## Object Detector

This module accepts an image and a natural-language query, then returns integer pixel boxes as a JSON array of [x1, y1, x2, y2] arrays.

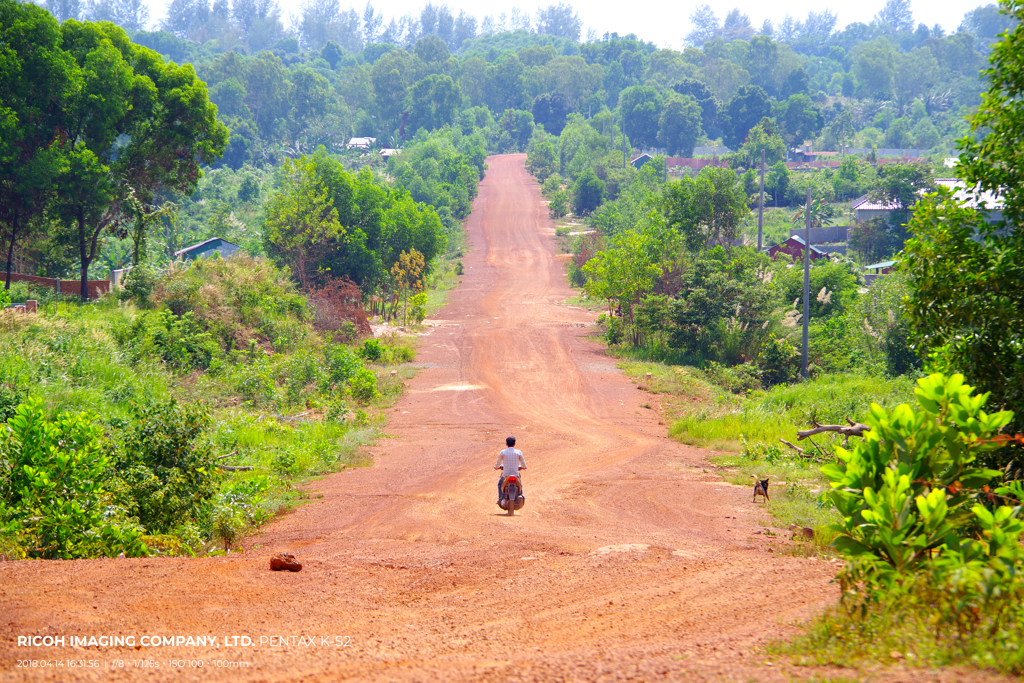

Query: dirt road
[[0, 155, 923, 682]]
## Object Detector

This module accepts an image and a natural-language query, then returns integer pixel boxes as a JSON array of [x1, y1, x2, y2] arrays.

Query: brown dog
[[753, 477, 770, 503]]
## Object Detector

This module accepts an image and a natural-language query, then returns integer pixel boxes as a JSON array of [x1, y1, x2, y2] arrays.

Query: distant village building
[[175, 237, 241, 261], [347, 137, 376, 149], [767, 235, 829, 262], [378, 148, 401, 158], [864, 260, 898, 285], [630, 153, 654, 169], [850, 195, 899, 223], [851, 178, 1005, 224]]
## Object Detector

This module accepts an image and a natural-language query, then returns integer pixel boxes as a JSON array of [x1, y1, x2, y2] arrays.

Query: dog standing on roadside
[[753, 476, 770, 503]]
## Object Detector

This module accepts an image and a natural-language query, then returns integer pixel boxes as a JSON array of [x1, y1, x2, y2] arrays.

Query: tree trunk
[[4, 209, 17, 291], [78, 210, 90, 301]]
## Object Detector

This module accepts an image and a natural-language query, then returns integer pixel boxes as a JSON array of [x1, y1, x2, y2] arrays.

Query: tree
[[531, 93, 569, 136], [904, 0, 1024, 435], [484, 53, 526, 113], [721, 85, 771, 149], [854, 37, 898, 98], [573, 169, 605, 216], [372, 49, 413, 132], [658, 95, 703, 156], [88, 0, 149, 30], [773, 94, 821, 145], [263, 156, 343, 290], [389, 248, 424, 324], [893, 48, 939, 114], [0, 0, 69, 289], [686, 4, 719, 46], [289, 65, 331, 144], [790, 197, 834, 227], [765, 161, 790, 206], [960, 4, 1019, 49], [407, 74, 461, 132], [848, 217, 898, 262], [582, 227, 667, 330], [495, 109, 534, 153], [721, 8, 755, 40], [619, 85, 662, 149], [662, 167, 749, 252], [672, 77, 719, 136], [526, 136, 558, 181], [535, 3, 582, 41], [875, 0, 914, 33], [736, 117, 787, 168], [49, 20, 227, 300]]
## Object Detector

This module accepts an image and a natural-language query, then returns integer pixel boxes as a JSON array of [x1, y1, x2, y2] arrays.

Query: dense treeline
[[3, 0, 1011, 299]]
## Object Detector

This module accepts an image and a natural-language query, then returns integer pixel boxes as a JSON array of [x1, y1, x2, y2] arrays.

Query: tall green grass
[[671, 373, 917, 451], [0, 258, 420, 557]]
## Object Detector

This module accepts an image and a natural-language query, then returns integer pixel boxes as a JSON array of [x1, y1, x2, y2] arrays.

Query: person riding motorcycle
[[494, 436, 527, 506]]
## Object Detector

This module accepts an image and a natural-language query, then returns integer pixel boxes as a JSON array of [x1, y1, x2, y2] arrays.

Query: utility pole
[[622, 112, 626, 168], [757, 148, 765, 251], [802, 188, 811, 380]]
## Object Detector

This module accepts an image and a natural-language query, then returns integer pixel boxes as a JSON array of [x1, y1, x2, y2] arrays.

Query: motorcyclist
[[494, 436, 527, 506]]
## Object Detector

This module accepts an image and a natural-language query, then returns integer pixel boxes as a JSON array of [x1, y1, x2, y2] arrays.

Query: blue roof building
[[174, 238, 241, 261]]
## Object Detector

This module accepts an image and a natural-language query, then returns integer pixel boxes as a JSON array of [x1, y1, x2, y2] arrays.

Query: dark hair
[[506, 436, 516, 447]]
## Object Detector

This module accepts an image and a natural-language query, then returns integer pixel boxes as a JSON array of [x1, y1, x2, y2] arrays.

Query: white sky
[[153, 0, 984, 50]]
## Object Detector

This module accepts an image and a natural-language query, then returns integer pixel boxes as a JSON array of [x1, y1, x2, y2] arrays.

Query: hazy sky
[[153, 0, 984, 50]]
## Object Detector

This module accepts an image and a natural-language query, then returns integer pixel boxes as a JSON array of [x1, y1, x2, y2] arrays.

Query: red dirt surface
[[0, 155, 1009, 682]]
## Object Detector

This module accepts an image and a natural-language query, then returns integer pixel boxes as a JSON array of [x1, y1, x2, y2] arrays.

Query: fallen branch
[[215, 451, 238, 461], [216, 464, 254, 471], [780, 438, 807, 457], [797, 418, 870, 441]]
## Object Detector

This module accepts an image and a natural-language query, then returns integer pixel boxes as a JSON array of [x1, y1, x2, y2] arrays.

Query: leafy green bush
[[703, 361, 761, 394], [758, 336, 800, 387], [0, 384, 23, 422], [120, 263, 159, 305], [349, 368, 380, 404], [110, 400, 218, 535], [234, 359, 278, 407], [0, 399, 147, 558], [358, 338, 384, 361], [824, 373, 1011, 587]]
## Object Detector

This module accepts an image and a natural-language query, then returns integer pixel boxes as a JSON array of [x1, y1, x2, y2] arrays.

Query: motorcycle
[[499, 475, 525, 516]]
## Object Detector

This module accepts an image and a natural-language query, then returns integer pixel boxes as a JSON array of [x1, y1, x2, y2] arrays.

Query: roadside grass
[[772, 593, 1024, 676], [424, 237, 465, 316], [0, 262, 431, 558], [671, 373, 918, 453]]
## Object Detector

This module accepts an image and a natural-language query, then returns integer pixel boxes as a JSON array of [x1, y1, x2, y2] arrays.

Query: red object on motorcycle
[[507, 476, 518, 483]]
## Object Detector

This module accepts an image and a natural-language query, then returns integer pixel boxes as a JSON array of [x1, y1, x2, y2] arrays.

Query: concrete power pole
[[622, 112, 626, 168], [757, 149, 765, 251], [802, 188, 811, 380]]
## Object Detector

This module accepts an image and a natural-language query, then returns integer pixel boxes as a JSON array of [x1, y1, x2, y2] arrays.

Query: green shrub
[[823, 373, 1012, 588], [0, 384, 24, 422], [0, 399, 147, 558], [111, 399, 217, 534], [703, 361, 761, 394], [358, 338, 384, 361], [235, 359, 278, 407], [324, 344, 361, 385], [121, 264, 159, 305], [759, 336, 800, 387], [349, 367, 380, 404]]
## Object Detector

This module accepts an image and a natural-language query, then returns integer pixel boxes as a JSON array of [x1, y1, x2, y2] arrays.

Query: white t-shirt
[[495, 448, 527, 478]]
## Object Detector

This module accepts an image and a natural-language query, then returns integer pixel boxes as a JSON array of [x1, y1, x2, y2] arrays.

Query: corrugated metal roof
[[174, 237, 241, 257], [864, 260, 898, 270]]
